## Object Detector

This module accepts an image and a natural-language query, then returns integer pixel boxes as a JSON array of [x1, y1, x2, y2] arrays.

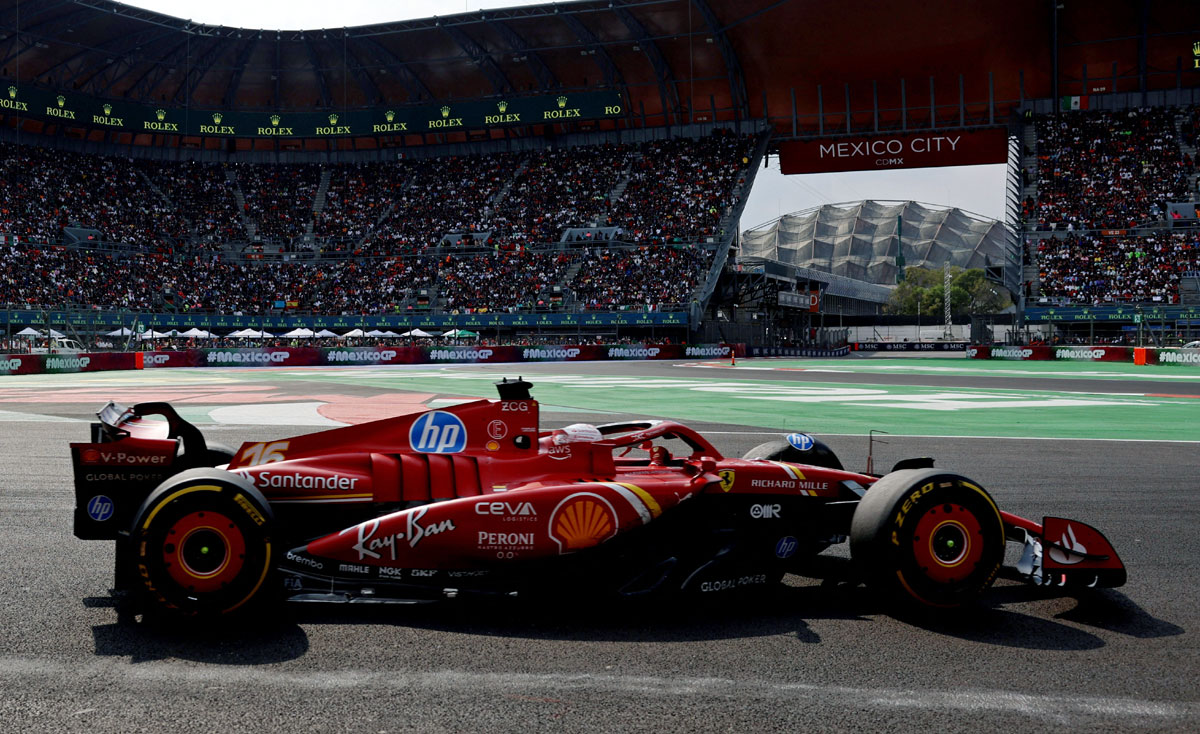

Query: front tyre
[[850, 469, 1004, 608], [131, 468, 274, 618]]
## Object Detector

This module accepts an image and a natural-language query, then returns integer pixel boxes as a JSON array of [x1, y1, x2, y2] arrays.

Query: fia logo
[[86, 495, 114, 522], [410, 411, 467, 453]]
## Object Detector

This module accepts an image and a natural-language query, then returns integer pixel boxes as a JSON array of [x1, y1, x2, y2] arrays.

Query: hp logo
[[409, 411, 468, 454], [86, 495, 115, 522], [786, 433, 815, 451], [775, 536, 798, 559]]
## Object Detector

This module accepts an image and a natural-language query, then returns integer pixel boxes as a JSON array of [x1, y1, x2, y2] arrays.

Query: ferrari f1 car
[[71, 378, 1125, 619]]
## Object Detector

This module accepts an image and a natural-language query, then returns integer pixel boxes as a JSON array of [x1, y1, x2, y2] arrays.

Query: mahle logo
[[440, 105, 450, 119], [328, 113, 339, 125], [497, 100, 508, 113], [385, 110, 395, 122], [56, 95, 66, 107], [7, 86, 15, 99], [155, 109, 166, 121], [556, 95, 567, 109], [270, 114, 281, 126], [212, 112, 223, 124]]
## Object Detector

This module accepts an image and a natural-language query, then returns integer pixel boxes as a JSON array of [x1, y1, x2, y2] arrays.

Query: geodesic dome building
[[739, 201, 1012, 287]]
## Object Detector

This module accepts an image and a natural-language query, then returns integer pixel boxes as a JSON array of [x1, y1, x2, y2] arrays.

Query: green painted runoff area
[[248, 360, 1200, 442]]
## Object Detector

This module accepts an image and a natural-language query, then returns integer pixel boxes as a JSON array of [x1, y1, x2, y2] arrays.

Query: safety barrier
[[966, 345, 1200, 365]]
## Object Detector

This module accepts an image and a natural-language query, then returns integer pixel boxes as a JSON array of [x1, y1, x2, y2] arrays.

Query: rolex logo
[[56, 95, 65, 107], [270, 114, 281, 126], [7, 86, 16, 99], [498, 100, 508, 113], [557, 95, 567, 109], [385, 110, 395, 122], [155, 109, 166, 121], [440, 105, 450, 118], [212, 112, 223, 124], [103, 103, 112, 115], [328, 113, 339, 125]]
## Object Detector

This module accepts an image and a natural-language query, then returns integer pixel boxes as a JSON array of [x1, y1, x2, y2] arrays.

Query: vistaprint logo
[[991, 347, 1033, 359], [429, 349, 493, 361], [1160, 351, 1200, 364], [685, 346, 729, 357], [1055, 349, 1107, 360], [327, 350, 397, 363], [609, 347, 660, 358], [47, 356, 90, 370], [206, 351, 289, 364], [1, 358, 23, 371], [523, 348, 581, 360]]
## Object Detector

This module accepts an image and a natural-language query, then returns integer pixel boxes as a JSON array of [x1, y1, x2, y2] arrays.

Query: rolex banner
[[0, 82, 624, 138]]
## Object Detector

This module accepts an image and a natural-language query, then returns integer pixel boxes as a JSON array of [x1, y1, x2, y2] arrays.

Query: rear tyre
[[850, 469, 1004, 608], [131, 468, 274, 618], [743, 434, 843, 471]]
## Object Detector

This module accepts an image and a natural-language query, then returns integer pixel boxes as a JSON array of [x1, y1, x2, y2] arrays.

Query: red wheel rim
[[911, 503, 983, 584], [163, 511, 247, 593]]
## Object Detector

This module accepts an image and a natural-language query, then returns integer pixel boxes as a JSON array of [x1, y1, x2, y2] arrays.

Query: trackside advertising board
[[967, 346, 1200, 365], [0, 352, 136, 375]]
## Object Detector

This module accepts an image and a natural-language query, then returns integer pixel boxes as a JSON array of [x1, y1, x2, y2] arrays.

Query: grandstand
[[2, 0, 1200, 348]]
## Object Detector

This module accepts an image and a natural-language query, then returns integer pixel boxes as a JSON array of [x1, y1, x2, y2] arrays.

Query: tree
[[884, 267, 1011, 315]]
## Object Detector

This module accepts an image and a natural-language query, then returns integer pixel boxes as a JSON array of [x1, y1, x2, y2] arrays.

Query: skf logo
[[212, 112, 223, 124], [556, 95, 567, 109], [103, 103, 112, 115], [328, 113, 339, 125], [385, 110, 395, 122], [410, 411, 467, 454], [497, 100, 508, 113], [718, 470, 735, 493], [440, 105, 451, 118], [56, 95, 65, 107], [155, 108, 166, 121], [270, 114, 281, 126]]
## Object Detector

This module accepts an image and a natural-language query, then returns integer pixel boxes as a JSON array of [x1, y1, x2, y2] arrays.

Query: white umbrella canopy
[[48, 328, 66, 338], [314, 329, 339, 338], [16, 327, 42, 337], [179, 327, 210, 338], [365, 329, 385, 337], [105, 327, 133, 337], [139, 330, 172, 340], [400, 329, 433, 338], [442, 329, 480, 338], [281, 327, 316, 338], [340, 328, 365, 338], [230, 329, 273, 338], [379, 330, 402, 338]]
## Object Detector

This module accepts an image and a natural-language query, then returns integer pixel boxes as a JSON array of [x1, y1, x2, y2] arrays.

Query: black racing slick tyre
[[743, 434, 843, 471], [131, 468, 274, 618], [850, 469, 1005, 608]]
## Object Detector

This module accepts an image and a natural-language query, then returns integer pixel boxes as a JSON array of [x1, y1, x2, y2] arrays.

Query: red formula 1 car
[[71, 378, 1125, 619]]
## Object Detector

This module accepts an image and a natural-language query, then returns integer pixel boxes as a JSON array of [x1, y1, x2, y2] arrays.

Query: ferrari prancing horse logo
[[718, 470, 735, 492]]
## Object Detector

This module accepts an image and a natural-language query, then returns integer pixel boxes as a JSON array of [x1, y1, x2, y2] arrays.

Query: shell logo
[[549, 492, 618, 554]]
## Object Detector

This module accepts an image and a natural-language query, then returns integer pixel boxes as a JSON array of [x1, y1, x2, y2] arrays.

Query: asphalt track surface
[[1, 357, 1197, 732]]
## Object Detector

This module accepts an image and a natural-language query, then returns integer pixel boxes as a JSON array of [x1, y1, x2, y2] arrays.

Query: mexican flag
[[1060, 95, 1089, 111]]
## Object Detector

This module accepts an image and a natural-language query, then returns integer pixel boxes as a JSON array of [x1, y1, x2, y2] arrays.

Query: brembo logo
[[991, 348, 1033, 359], [522, 348, 581, 360], [429, 349, 493, 361], [47, 356, 90, 370], [206, 351, 289, 364], [327, 350, 397, 362]]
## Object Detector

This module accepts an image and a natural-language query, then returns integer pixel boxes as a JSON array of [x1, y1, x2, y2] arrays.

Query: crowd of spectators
[[235, 162, 323, 241], [0, 242, 714, 315], [1030, 108, 1193, 230], [313, 161, 408, 245], [569, 245, 712, 310], [1033, 231, 1200, 304], [136, 159, 246, 248]]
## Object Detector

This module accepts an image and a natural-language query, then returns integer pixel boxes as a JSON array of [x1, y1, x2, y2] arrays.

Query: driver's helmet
[[552, 423, 603, 445]]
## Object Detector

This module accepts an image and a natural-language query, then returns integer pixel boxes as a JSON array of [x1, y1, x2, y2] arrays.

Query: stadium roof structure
[[739, 201, 1010, 287], [2, 0, 1199, 148]]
